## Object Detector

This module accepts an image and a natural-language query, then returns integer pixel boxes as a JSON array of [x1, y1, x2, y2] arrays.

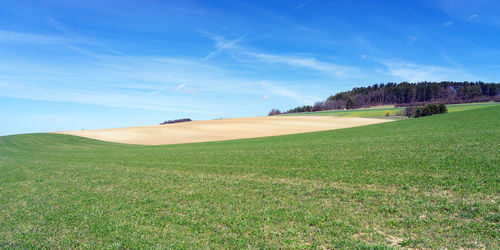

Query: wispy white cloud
[[279, 0, 312, 18], [176, 83, 186, 90], [0, 29, 122, 60], [435, 0, 500, 26], [0, 30, 358, 117], [203, 34, 359, 78], [0, 81, 217, 115], [244, 52, 357, 77], [46, 18, 125, 56], [0, 37, 323, 118], [0, 30, 71, 44], [381, 61, 475, 82], [0, 29, 115, 51], [260, 81, 319, 104], [204, 34, 246, 60], [173, 83, 199, 93], [439, 53, 462, 68], [291, 1, 311, 12], [443, 21, 453, 26], [0, 30, 363, 123]]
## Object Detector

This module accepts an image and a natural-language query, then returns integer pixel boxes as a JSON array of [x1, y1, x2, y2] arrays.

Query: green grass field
[[1, 106, 499, 248], [282, 101, 500, 118]]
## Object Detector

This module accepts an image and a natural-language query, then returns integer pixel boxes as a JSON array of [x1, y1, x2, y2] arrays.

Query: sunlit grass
[[0, 105, 499, 248]]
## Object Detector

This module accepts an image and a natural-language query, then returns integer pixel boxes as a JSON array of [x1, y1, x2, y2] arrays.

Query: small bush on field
[[385, 110, 391, 116], [160, 118, 192, 125], [405, 104, 447, 118]]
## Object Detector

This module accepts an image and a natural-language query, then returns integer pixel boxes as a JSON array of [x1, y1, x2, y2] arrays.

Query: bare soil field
[[55, 116, 391, 145]]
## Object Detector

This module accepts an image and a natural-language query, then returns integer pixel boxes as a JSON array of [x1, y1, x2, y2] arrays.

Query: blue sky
[[1, 0, 499, 135]]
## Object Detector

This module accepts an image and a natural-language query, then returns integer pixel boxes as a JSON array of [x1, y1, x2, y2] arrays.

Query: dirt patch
[[54, 116, 391, 145]]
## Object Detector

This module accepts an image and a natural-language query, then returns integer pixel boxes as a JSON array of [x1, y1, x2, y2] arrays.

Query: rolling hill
[[0, 105, 498, 248]]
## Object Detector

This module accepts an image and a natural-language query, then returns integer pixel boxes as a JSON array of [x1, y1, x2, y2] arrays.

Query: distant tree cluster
[[278, 81, 500, 114], [268, 109, 282, 116], [160, 118, 192, 125], [268, 105, 314, 116], [286, 105, 313, 113], [405, 104, 448, 118]]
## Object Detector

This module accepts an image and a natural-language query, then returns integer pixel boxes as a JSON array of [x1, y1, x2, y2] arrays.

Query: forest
[[275, 81, 500, 114]]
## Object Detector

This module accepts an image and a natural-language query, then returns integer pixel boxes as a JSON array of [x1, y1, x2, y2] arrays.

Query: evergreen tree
[[285, 81, 499, 114]]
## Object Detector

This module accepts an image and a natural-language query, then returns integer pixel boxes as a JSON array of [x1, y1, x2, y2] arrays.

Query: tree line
[[271, 81, 500, 115], [160, 118, 192, 125]]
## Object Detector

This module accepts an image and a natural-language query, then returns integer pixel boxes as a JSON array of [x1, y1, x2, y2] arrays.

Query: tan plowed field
[[55, 116, 391, 145]]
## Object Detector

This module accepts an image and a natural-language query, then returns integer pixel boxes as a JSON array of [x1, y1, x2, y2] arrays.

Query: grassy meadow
[[282, 101, 500, 118], [0, 105, 499, 248]]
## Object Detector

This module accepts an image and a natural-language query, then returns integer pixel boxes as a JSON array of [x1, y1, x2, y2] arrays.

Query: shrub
[[438, 103, 448, 113], [406, 103, 448, 118], [414, 107, 422, 117], [422, 105, 432, 116], [268, 109, 282, 116]]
